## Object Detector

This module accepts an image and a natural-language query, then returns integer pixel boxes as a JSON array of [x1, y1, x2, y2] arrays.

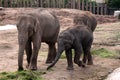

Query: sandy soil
[[0, 8, 120, 80]]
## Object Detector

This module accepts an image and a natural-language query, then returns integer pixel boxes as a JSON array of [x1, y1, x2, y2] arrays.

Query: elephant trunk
[[18, 32, 28, 71], [47, 41, 64, 70]]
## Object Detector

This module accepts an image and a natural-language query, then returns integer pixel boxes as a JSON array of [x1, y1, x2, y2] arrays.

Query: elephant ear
[[63, 34, 74, 47], [29, 13, 39, 33], [33, 16, 40, 32], [34, 19, 39, 32]]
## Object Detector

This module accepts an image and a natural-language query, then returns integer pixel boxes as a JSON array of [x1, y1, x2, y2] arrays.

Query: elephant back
[[32, 9, 60, 42]]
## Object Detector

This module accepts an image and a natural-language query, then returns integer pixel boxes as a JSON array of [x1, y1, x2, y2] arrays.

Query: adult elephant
[[73, 11, 97, 32], [17, 9, 60, 71]]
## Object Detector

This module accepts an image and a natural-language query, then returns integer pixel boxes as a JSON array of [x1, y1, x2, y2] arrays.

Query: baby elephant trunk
[[47, 42, 64, 70]]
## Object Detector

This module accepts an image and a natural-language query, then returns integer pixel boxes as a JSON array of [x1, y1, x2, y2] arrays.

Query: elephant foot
[[81, 64, 86, 68], [46, 55, 56, 64], [82, 60, 87, 64], [77, 61, 86, 68], [87, 61, 93, 65], [26, 64, 29, 69], [29, 67, 37, 71], [18, 67, 24, 71], [29, 65, 37, 71], [78, 64, 86, 68], [46, 60, 53, 64], [67, 66, 74, 70]]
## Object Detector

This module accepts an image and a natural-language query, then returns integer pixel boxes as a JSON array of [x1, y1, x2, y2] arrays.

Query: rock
[[0, 7, 4, 10], [106, 67, 120, 80], [114, 10, 120, 19]]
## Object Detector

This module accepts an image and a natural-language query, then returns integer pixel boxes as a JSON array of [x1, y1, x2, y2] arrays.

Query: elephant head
[[73, 14, 88, 26], [17, 14, 39, 36], [73, 11, 97, 32]]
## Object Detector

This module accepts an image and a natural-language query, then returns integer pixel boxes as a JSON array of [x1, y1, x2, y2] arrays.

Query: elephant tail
[[47, 44, 64, 70]]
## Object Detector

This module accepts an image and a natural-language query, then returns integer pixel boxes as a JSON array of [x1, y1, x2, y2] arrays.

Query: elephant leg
[[82, 47, 88, 64], [18, 45, 25, 71], [46, 43, 56, 63], [65, 49, 73, 70], [18, 34, 28, 71], [83, 48, 93, 65], [82, 52, 88, 64], [74, 46, 85, 68], [29, 36, 41, 70], [25, 38, 32, 68], [87, 50, 93, 65], [82, 41, 93, 65]]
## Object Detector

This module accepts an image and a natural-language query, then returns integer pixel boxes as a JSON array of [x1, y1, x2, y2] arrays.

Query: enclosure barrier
[[0, 0, 108, 15]]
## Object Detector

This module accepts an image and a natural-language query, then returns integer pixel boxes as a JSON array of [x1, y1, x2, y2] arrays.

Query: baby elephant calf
[[47, 25, 93, 70]]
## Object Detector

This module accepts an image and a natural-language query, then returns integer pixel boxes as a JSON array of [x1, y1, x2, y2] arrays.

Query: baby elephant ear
[[64, 39, 73, 45]]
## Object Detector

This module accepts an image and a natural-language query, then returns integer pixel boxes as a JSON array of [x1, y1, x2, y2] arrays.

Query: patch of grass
[[115, 33, 120, 42], [0, 70, 45, 80], [111, 33, 120, 41], [61, 51, 66, 59], [92, 48, 119, 58], [116, 33, 120, 38], [60, 48, 119, 59]]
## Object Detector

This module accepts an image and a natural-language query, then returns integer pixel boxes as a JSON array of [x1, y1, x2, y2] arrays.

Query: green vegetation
[[0, 70, 45, 80], [108, 0, 120, 8], [116, 33, 120, 39], [60, 48, 119, 59], [92, 48, 119, 58], [1, 0, 10, 7], [61, 51, 66, 59], [0, 48, 117, 80]]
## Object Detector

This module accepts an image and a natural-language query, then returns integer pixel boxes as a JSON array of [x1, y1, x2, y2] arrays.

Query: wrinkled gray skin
[[73, 11, 97, 66], [73, 11, 97, 32], [47, 25, 93, 70], [17, 10, 60, 71]]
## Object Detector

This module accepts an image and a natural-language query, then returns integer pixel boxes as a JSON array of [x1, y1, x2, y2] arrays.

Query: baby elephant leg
[[74, 47, 85, 68], [87, 50, 93, 65], [83, 49, 93, 65], [82, 44, 93, 65], [65, 49, 73, 70]]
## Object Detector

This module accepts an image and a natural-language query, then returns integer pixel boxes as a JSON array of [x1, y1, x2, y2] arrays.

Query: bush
[[1, 0, 10, 7], [108, 0, 120, 8]]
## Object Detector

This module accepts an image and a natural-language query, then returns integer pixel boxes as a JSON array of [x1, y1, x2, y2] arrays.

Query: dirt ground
[[0, 8, 120, 80]]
